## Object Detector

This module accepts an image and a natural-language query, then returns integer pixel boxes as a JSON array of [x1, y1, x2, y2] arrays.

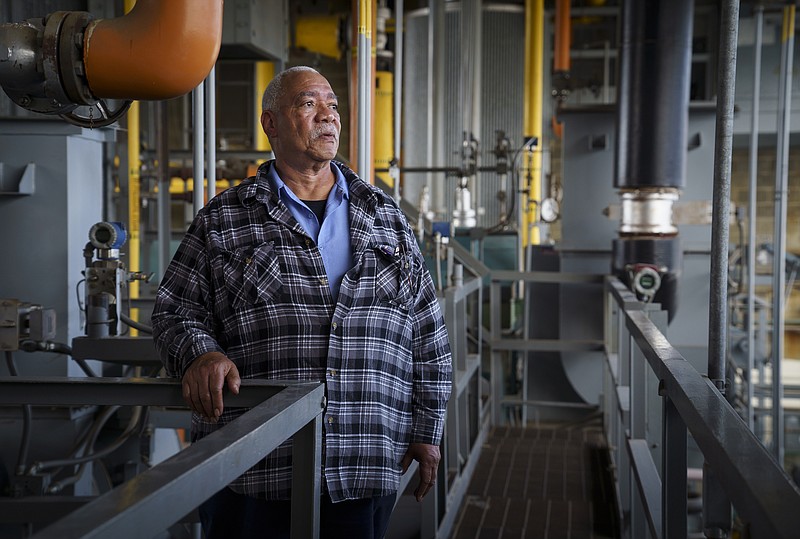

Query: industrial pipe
[[523, 0, 544, 251], [206, 67, 217, 205], [707, 0, 740, 394], [704, 1, 740, 536], [0, 0, 222, 119], [356, 0, 373, 184], [125, 0, 141, 333], [771, 2, 795, 466], [746, 5, 764, 433], [612, 0, 694, 321], [553, 0, 571, 93], [393, 0, 404, 202], [84, 0, 222, 100]]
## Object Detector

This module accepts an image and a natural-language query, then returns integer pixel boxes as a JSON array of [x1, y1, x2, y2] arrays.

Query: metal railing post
[[291, 414, 322, 539], [662, 396, 687, 539]]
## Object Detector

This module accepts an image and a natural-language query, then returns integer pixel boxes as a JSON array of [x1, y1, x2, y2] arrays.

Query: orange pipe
[[84, 0, 222, 100], [554, 0, 571, 73]]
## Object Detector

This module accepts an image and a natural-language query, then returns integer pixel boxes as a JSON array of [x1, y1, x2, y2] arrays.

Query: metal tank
[[402, 4, 525, 230]]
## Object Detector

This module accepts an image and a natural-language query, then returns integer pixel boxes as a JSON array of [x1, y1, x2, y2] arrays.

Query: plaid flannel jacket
[[151, 160, 452, 501]]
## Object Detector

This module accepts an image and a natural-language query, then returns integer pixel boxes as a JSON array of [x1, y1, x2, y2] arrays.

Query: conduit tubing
[[707, 0, 739, 393], [193, 83, 205, 215], [84, 0, 223, 100], [746, 5, 764, 433], [357, 0, 373, 184], [393, 0, 404, 202], [553, 0, 571, 74], [206, 67, 217, 204], [704, 1, 739, 535], [772, 3, 795, 466]]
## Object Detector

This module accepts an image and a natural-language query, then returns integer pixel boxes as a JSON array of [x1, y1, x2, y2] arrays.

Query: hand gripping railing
[[0, 377, 325, 539]]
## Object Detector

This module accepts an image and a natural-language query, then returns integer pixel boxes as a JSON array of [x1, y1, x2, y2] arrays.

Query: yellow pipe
[[255, 61, 274, 153], [84, 0, 223, 99], [375, 71, 393, 186], [359, 0, 368, 36], [523, 0, 543, 246], [296, 15, 343, 60], [369, 0, 376, 185], [124, 1, 140, 335], [783, 4, 795, 42]]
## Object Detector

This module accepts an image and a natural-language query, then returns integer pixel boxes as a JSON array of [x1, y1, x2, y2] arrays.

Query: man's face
[[262, 71, 341, 165]]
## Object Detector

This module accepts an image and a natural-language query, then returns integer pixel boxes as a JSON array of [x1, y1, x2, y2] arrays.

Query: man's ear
[[261, 110, 276, 138]]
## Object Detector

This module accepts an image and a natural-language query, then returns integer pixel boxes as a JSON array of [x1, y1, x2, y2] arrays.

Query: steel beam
[[491, 338, 603, 352], [491, 269, 604, 284], [0, 377, 299, 407]]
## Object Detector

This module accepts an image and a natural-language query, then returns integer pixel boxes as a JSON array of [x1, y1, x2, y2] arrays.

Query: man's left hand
[[400, 442, 440, 502]]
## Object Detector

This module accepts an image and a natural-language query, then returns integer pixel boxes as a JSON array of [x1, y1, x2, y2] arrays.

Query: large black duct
[[612, 0, 695, 321]]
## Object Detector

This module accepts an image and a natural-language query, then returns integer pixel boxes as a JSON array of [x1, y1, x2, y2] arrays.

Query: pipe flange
[[59, 11, 96, 106], [619, 189, 679, 236], [40, 11, 77, 114]]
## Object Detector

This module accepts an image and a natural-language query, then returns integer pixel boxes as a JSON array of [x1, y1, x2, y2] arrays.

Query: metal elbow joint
[[0, 11, 95, 114], [0, 0, 222, 115]]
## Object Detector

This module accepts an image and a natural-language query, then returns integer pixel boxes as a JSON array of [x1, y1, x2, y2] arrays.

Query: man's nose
[[317, 105, 337, 122]]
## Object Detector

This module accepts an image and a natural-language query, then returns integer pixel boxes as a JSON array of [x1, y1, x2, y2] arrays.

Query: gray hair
[[261, 66, 321, 112]]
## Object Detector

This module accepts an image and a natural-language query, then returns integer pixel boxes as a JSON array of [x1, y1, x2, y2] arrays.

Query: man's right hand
[[181, 351, 241, 421]]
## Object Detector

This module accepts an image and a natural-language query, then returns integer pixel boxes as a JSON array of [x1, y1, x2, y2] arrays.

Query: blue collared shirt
[[267, 162, 353, 301]]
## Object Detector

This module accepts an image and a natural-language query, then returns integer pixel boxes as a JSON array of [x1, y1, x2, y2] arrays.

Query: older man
[[151, 66, 452, 539]]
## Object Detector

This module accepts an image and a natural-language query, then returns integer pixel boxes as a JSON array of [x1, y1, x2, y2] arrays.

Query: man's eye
[[330, 104, 338, 111]]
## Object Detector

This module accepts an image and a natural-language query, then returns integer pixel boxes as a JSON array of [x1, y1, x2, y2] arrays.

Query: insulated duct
[[612, 0, 694, 320], [84, 0, 222, 99], [0, 0, 222, 115]]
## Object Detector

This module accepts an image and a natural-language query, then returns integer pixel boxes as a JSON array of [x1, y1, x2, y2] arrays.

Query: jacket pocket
[[222, 242, 283, 308], [374, 243, 418, 309]]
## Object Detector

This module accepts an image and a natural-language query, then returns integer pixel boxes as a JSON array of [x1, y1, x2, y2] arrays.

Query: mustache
[[310, 125, 339, 139]]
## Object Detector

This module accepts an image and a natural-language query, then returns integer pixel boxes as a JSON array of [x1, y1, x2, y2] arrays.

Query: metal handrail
[[0, 377, 325, 539], [607, 277, 800, 538]]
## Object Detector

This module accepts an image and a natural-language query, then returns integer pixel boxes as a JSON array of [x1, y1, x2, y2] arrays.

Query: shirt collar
[[266, 161, 350, 203]]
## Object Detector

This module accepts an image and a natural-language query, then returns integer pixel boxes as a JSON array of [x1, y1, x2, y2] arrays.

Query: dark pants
[[198, 487, 396, 539]]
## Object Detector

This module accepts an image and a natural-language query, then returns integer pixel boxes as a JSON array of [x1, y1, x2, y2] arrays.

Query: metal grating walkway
[[450, 424, 619, 539]]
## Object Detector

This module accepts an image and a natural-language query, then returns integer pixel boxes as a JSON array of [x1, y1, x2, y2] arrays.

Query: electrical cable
[[39, 404, 120, 485], [19, 340, 98, 378], [46, 405, 144, 493], [120, 312, 153, 334], [32, 402, 144, 494], [5, 351, 33, 476], [31, 405, 119, 474]]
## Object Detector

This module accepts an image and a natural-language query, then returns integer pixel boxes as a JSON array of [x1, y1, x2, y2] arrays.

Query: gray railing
[[604, 276, 800, 539], [490, 269, 605, 425], [0, 377, 325, 539]]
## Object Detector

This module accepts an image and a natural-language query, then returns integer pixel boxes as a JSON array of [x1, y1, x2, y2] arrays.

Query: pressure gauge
[[540, 198, 559, 223], [632, 266, 662, 299]]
